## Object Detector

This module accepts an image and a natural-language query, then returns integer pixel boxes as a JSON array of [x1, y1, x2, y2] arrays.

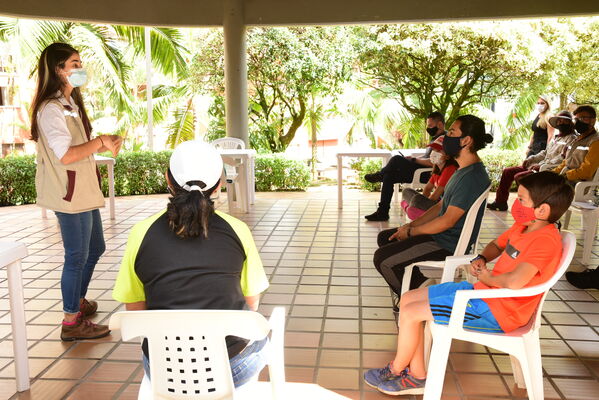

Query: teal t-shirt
[[431, 161, 490, 253]]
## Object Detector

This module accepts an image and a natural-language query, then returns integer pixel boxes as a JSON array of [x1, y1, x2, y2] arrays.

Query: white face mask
[[536, 103, 546, 114], [429, 150, 445, 166], [66, 68, 88, 87]]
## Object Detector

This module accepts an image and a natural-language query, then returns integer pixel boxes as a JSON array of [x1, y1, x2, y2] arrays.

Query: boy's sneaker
[[377, 369, 426, 395], [79, 299, 98, 317], [364, 364, 407, 389], [61, 315, 110, 341]]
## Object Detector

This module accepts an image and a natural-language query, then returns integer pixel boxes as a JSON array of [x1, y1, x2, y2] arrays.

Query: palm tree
[[0, 17, 189, 146]]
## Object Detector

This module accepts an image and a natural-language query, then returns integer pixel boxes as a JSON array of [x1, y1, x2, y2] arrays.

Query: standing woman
[[527, 95, 554, 157], [31, 43, 122, 340]]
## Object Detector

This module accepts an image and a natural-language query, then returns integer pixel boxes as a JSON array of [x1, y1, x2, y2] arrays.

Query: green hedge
[[254, 155, 311, 191], [0, 155, 37, 206], [352, 149, 523, 192], [0, 151, 312, 206]]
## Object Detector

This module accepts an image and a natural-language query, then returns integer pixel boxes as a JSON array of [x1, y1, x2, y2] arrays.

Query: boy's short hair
[[517, 171, 574, 223]]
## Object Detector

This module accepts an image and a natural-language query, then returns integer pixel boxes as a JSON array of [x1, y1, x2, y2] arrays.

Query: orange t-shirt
[[474, 223, 562, 332]]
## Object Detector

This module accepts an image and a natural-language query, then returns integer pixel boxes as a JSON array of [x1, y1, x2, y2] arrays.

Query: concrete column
[[223, 0, 249, 146]]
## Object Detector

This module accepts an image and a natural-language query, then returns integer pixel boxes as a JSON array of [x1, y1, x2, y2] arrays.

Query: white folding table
[[219, 149, 257, 213], [336, 148, 427, 209], [0, 242, 29, 392], [41, 155, 116, 220]]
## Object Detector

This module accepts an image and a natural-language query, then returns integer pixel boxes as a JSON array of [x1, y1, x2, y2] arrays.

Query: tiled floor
[[0, 188, 598, 399]]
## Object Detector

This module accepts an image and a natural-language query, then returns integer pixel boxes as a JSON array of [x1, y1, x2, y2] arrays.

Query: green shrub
[[351, 158, 383, 192], [254, 155, 310, 191], [98, 151, 171, 196], [0, 150, 315, 207], [0, 155, 37, 206], [479, 148, 523, 191]]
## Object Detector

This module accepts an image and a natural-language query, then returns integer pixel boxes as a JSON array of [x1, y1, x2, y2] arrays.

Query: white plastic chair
[[423, 231, 576, 400], [562, 168, 599, 265], [403, 167, 434, 190], [398, 184, 492, 300], [211, 138, 245, 212], [109, 307, 286, 400]]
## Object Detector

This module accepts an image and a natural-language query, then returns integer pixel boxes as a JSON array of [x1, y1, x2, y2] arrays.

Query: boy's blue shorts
[[428, 281, 504, 333]]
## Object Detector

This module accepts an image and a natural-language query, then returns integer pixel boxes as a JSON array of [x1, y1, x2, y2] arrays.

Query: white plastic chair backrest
[[526, 231, 576, 332], [211, 137, 245, 150], [109, 310, 270, 400], [453, 184, 492, 256], [575, 167, 599, 201]]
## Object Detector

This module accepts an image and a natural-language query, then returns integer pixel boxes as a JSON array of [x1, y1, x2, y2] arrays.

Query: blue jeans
[[55, 209, 105, 314], [142, 337, 269, 388]]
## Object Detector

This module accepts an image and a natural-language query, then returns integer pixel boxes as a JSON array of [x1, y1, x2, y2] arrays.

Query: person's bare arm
[[469, 240, 504, 277], [477, 262, 538, 289], [422, 181, 434, 198], [428, 185, 445, 201], [410, 205, 465, 236], [61, 135, 122, 164], [410, 201, 443, 227], [245, 295, 261, 311], [413, 158, 433, 167], [125, 301, 147, 311]]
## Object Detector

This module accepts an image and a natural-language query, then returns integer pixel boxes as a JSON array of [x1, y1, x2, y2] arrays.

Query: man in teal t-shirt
[[374, 115, 492, 297]]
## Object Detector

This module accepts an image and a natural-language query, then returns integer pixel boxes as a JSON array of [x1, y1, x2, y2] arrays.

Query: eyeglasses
[[574, 116, 594, 123]]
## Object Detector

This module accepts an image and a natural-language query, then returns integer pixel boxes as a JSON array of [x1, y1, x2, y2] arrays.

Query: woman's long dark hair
[[30, 43, 93, 141], [432, 152, 459, 175], [166, 169, 220, 239]]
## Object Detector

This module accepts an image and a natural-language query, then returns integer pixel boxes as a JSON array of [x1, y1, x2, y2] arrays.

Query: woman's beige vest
[[35, 99, 105, 213]]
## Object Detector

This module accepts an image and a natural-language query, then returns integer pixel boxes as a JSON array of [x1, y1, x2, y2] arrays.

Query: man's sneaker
[[364, 172, 384, 183], [61, 315, 110, 341], [364, 363, 407, 389], [566, 268, 599, 290], [486, 201, 508, 211], [79, 299, 98, 317], [377, 369, 426, 395], [365, 210, 389, 221]]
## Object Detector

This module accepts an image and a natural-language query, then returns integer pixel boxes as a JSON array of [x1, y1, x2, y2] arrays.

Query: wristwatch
[[470, 254, 487, 263]]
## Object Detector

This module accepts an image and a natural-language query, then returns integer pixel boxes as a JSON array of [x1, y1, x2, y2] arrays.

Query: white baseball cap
[[169, 140, 223, 192]]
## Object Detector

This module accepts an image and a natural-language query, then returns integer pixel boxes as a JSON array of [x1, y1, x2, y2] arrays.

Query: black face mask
[[426, 127, 438, 136], [574, 120, 590, 134], [556, 124, 573, 135], [442, 135, 465, 158]]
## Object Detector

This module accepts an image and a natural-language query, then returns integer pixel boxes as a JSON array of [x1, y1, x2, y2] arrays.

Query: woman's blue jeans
[[142, 338, 269, 388], [55, 209, 105, 314]]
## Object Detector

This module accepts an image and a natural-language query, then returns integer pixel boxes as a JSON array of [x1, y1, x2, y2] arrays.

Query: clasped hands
[[468, 257, 490, 279], [389, 224, 411, 241], [99, 135, 123, 157]]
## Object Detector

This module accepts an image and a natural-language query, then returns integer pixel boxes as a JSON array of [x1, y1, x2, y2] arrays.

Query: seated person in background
[[552, 105, 599, 184], [365, 111, 446, 221], [112, 140, 269, 388], [374, 115, 492, 295], [567, 265, 599, 290], [364, 171, 574, 396], [401, 136, 458, 220], [487, 110, 576, 211]]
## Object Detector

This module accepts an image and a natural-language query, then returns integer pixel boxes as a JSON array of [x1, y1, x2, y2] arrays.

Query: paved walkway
[[0, 189, 597, 399]]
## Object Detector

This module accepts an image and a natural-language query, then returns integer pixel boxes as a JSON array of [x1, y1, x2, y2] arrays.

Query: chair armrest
[[441, 255, 499, 284], [574, 180, 599, 201], [447, 285, 545, 331], [412, 168, 433, 183], [267, 307, 286, 390]]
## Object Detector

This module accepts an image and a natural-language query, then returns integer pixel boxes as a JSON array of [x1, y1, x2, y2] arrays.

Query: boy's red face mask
[[511, 198, 537, 224]]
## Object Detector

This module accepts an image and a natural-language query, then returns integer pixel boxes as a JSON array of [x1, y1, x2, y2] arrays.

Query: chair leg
[[562, 209, 572, 229], [581, 212, 598, 265], [423, 334, 452, 400], [522, 335, 544, 400]]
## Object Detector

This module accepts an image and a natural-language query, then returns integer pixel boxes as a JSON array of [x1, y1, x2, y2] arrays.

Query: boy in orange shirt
[[364, 171, 574, 396]]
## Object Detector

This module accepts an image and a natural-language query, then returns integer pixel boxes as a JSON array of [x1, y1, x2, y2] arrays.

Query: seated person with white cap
[[112, 140, 270, 387]]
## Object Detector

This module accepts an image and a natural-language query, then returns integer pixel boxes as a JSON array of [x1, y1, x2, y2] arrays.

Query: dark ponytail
[[455, 114, 494, 152], [166, 169, 219, 239]]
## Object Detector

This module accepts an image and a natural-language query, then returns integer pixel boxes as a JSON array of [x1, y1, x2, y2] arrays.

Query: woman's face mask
[[429, 150, 445, 166], [536, 102, 547, 114], [66, 68, 88, 88]]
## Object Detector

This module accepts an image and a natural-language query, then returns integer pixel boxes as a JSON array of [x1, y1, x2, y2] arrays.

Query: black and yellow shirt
[[112, 209, 269, 356]]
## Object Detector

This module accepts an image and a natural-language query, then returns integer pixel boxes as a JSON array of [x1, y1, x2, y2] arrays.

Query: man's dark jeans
[[378, 155, 431, 211]]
